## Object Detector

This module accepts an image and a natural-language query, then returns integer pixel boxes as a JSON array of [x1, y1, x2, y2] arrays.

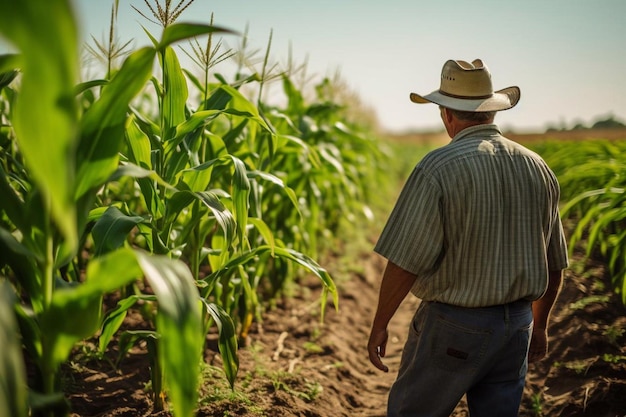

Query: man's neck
[[449, 120, 491, 138]]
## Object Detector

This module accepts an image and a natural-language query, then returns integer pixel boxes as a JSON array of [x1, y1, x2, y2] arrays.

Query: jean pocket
[[409, 302, 428, 337], [431, 315, 492, 374]]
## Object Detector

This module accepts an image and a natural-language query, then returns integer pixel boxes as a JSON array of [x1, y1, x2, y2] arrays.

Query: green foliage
[[0, 0, 389, 415], [269, 371, 323, 402], [530, 392, 543, 417], [0, 282, 28, 417], [0, 1, 240, 415], [602, 353, 626, 364], [603, 325, 624, 346], [530, 139, 626, 305], [0, 0, 79, 251], [568, 295, 611, 311]]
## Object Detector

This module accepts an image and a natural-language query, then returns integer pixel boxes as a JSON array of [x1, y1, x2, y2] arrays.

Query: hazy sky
[[9, 0, 626, 133]]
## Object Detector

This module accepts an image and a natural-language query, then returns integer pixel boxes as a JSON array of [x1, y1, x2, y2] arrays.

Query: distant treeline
[[546, 115, 625, 132]]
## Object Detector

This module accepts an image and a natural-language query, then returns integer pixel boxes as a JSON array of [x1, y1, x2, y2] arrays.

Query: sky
[[7, 0, 626, 133]]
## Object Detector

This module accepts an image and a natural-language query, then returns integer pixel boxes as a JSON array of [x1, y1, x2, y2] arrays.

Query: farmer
[[367, 59, 569, 416]]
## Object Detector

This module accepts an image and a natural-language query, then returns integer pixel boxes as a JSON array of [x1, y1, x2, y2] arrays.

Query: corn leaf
[[135, 252, 204, 417], [228, 155, 251, 250], [204, 246, 338, 314], [0, 54, 21, 74], [237, 263, 258, 339], [179, 153, 245, 192], [110, 163, 175, 191], [172, 109, 221, 143], [0, 282, 28, 417], [125, 115, 153, 169], [0, 0, 78, 250], [117, 330, 159, 366], [0, 229, 41, 311], [39, 247, 143, 371], [125, 118, 164, 217], [202, 300, 238, 389], [91, 206, 146, 256], [0, 167, 24, 246], [567, 203, 604, 256], [179, 157, 218, 192], [561, 188, 619, 218], [162, 45, 188, 141], [276, 134, 322, 168], [207, 85, 272, 131], [75, 46, 156, 200], [0, 70, 18, 93], [166, 190, 236, 250], [281, 75, 305, 114], [247, 218, 276, 255], [588, 207, 626, 256], [74, 79, 108, 95], [158, 23, 236, 50], [98, 294, 156, 356], [272, 246, 338, 313], [248, 170, 302, 219], [40, 292, 103, 373]]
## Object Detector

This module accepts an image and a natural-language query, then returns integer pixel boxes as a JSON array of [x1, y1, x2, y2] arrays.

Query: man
[[367, 59, 569, 417]]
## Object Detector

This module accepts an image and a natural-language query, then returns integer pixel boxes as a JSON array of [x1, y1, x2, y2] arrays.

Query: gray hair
[[447, 108, 496, 123]]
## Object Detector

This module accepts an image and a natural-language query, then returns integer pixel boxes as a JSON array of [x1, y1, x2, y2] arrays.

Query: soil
[[61, 238, 626, 417]]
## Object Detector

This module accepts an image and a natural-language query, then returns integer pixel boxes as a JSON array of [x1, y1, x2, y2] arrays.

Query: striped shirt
[[375, 124, 569, 307]]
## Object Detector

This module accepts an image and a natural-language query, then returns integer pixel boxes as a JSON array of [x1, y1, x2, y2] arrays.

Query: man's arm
[[529, 269, 563, 363], [367, 261, 417, 372]]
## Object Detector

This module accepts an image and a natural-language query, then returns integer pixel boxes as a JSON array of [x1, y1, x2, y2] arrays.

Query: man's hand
[[528, 327, 548, 363], [530, 269, 562, 363], [367, 261, 417, 373], [368, 327, 389, 372]]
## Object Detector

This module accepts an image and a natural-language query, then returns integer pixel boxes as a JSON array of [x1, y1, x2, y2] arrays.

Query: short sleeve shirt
[[374, 124, 569, 307]]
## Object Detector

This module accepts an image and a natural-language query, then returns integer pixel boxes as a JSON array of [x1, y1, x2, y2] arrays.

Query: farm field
[[63, 130, 626, 417], [2, 1, 626, 416], [63, 237, 626, 417]]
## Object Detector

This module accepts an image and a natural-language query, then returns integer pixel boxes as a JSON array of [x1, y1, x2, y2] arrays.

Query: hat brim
[[410, 86, 520, 112]]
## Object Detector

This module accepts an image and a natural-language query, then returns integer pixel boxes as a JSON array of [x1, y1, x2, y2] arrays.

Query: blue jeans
[[388, 300, 533, 417]]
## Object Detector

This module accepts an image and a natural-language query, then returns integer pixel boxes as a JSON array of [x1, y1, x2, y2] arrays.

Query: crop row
[[0, 1, 387, 416], [528, 138, 626, 305]]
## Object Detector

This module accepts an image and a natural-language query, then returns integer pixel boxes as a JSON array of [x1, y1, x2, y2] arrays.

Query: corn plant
[[96, 1, 343, 345], [1, 0, 387, 415], [0, 282, 28, 417], [530, 139, 626, 305], [531, 140, 625, 201], [0, 1, 235, 416]]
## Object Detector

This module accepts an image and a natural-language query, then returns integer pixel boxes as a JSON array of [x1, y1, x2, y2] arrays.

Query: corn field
[[0, 1, 386, 416], [528, 139, 626, 305], [2, 1, 625, 417]]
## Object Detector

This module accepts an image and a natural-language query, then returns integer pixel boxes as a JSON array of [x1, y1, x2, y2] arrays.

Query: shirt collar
[[451, 124, 502, 143]]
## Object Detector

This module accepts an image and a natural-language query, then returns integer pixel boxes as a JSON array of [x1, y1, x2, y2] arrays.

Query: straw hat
[[410, 59, 520, 112]]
